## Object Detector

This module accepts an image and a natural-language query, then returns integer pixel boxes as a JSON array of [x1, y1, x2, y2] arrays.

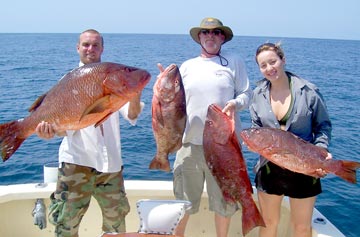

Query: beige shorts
[[173, 143, 238, 216]]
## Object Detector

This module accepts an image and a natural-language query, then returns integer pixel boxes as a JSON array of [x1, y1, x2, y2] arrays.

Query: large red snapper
[[240, 127, 360, 183], [203, 104, 265, 236], [0, 62, 151, 161], [149, 64, 186, 172]]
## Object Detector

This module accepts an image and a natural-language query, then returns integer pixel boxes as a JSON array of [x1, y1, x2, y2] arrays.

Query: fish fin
[[28, 94, 47, 112], [231, 132, 253, 192], [149, 155, 171, 172], [0, 121, 26, 161], [334, 160, 360, 184], [152, 100, 165, 127], [81, 96, 111, 118], [94, 113, 112, 128], [241, 200, 266, 236]]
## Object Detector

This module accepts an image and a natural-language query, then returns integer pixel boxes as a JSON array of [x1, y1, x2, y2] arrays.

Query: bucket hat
[[190, 17, 233, 44]]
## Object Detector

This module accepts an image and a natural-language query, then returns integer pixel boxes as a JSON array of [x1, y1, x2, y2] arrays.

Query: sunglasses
[[200, 29, 224, 36]]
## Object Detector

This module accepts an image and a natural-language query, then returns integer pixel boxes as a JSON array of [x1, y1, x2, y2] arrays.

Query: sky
[[0, 0, 359, 40]]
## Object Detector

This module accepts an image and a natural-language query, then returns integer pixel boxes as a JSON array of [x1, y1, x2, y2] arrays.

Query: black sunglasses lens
[[213, 29, 223, 35], [200, 29, 223, 35]]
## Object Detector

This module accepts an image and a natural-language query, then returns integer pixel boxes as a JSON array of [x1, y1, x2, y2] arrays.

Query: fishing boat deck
[[0, 180, 345, 237], [103, 233, 176, 237]]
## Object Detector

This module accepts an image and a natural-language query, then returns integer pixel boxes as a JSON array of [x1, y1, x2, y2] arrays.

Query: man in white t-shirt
[[36, 29, 143, 237]]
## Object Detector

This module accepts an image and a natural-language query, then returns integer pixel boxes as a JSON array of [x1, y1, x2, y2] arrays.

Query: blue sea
[[0, 33, 359, 237]]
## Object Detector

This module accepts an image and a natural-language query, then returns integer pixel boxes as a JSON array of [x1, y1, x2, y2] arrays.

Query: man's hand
[[35, 121, 65, 139], [222, 101, 236, 120]]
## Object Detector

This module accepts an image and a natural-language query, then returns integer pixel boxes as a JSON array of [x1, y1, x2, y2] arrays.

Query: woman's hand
[[314, 152, 332, 178]]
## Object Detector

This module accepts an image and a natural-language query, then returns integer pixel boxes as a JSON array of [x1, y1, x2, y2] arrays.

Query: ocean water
[[0, 33, 359, 237]]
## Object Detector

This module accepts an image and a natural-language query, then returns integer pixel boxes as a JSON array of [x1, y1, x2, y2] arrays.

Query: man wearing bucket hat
[[190, 17, 233, 47], [171, 17, 252, 237]]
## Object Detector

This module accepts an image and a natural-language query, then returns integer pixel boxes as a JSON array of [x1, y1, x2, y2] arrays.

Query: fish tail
[[241, 201, 266, 236], [148, 155, 171, 172], [334, 160, 360, 184], [0, 121, 26, 161]]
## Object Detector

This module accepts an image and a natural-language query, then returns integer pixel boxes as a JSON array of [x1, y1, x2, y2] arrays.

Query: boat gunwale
[[0, 180, 346, 237]]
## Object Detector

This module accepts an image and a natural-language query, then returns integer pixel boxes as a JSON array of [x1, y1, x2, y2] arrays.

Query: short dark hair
[[79, 29, 104, 46]]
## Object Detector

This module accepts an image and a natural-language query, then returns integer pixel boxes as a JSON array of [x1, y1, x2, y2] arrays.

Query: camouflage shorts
[[48, 162, 130, 237]]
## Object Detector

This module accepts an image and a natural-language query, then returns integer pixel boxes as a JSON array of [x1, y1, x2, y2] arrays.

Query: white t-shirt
[[180, 52, 251, 145]]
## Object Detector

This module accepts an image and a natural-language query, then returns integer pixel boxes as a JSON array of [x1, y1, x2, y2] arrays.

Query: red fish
[[0, 62, 151, 161], [203, 104, 265, 236], [149, 64, 186, 172], [240, 127, 360, 183]]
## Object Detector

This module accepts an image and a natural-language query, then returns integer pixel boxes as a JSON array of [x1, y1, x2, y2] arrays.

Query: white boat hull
[[0, 180, 345, 237]]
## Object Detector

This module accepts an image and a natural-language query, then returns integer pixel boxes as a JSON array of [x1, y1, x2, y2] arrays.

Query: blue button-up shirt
[[249, 71, 332, 172]]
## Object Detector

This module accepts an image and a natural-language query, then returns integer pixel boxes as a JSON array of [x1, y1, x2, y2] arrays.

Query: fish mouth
[[239, 130, 250, 140], [139, 71, 151, 86], [208, 103, 223, 113], [164, 64, 179, 78], [165, 64, 177, 72], [143, 72, 151, 82], [207, 104, 229, 121], [207, 104, 229, 123]]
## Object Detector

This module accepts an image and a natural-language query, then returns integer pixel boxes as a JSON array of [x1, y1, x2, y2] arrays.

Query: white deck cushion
[[136, 199, 192, 235]]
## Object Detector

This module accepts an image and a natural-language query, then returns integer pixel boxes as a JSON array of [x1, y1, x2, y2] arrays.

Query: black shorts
[[255, 162, 322, 199]]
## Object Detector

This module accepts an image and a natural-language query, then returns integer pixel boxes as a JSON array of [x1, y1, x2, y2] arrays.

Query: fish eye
[[123, 67, 134, 73]]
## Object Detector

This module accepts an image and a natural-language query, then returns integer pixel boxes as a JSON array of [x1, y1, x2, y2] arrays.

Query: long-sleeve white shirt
[[180, 51, 252, 145]]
